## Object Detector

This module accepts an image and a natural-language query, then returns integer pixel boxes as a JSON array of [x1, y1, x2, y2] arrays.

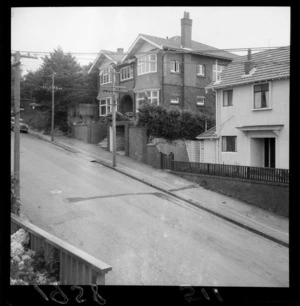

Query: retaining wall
[[172, 171, 289, 217]]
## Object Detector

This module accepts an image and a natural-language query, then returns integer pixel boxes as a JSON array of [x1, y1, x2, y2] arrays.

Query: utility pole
[[51, 71, 55, 142], [112, 69, 117, 167], [11, 51, 37, 199], [13, 52, 21, 198]]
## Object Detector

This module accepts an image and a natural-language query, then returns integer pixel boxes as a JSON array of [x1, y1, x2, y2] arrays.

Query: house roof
[[196, 126, 218, 139], [88, 50, 124, 74], [122, 33, 237, 62], [206, 46, 290, 89]]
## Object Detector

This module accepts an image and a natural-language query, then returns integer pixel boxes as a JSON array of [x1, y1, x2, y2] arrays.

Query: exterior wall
[[215, 79, 289, 169], [128, 125, 148, 163], [72, 122, 107, 144], [172, 172, 289, 217]]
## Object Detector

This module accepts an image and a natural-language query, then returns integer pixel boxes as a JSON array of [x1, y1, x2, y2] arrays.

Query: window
[[137, 54, 157, 75], [254, 83, 269, 109], [222, 136, 237, 152], [213, 64, 225, 82], [136, 90, 159, 110], [197, 96, 205, 106], [100, 68, 112, 85], [171, 61, 180, 73], [223, 90, 233, 106], [170, 96, 179, 104], [120, 66, 133, 81], [99, 98, 111, 116], [197, 64, 205, 76]]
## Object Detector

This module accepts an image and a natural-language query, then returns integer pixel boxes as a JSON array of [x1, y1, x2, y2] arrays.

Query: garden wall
[[172, 171, 289, 217], [72, 122, 107, 144], [128, 125, 148, 163]]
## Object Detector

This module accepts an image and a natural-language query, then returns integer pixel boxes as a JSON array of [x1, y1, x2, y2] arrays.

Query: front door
[[121, 95, 133, 114], [264, 138, 275, 168]]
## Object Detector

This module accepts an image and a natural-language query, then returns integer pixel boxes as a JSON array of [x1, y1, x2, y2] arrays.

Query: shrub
[[100, 111, 131, 123], [10, 229, 60, 285], [137, 103, 213, 140], [11, 175, 20, 215]]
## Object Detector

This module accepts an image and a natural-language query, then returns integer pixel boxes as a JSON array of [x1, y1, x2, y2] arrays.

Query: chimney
[[181, 11, 192, 49], [117, 48, 124, 54], [244, 49, 254, 74]]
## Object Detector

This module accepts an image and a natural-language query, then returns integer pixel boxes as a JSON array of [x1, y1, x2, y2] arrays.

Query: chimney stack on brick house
[[181, 11, 192, 49], [244, 49, 254, 74]]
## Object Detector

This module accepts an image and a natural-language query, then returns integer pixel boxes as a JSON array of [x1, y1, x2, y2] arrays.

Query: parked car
[[11, 117, 29, 133]]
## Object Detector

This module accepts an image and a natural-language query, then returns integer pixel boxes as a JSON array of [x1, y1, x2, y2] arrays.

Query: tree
[[20, 47, 98, 132]]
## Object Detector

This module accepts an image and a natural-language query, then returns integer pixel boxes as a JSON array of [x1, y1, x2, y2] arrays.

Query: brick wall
[[172, 172, 289, 217]]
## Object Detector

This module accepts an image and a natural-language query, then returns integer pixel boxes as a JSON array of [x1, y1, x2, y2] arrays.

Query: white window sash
[[137, 54, 157, 75]]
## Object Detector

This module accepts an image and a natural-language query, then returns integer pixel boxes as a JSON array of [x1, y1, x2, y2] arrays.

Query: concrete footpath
[[27, 129, 289, 247]]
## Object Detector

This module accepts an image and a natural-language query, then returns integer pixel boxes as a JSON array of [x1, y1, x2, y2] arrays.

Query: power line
[[11, 45, 289, 58]]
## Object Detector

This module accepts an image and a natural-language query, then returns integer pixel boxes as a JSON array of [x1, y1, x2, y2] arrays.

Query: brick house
[[89, 12, 237, 118], [197, 46, 290, 169]]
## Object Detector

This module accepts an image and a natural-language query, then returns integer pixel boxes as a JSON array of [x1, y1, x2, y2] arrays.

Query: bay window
[[137, 54, 157, 75]]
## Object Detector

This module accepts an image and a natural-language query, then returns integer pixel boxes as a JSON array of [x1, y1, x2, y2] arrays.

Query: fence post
[[160, 152, 164, 169], [169, 152, 174, 171], [247, 166, 250, 179], [207, 163, 210, 174]]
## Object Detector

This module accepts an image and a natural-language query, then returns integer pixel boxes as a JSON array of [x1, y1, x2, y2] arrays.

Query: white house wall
[[216, 79, 289, 169]]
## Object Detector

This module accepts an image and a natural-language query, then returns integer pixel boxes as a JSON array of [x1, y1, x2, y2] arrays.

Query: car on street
[[11, 117, 29, 133]]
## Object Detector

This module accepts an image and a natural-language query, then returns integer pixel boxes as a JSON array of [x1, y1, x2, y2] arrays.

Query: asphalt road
[[11, 133, 289, 286]]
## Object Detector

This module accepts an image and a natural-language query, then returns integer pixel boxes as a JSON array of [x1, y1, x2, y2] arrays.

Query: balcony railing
[[11, 213, 112, 285]]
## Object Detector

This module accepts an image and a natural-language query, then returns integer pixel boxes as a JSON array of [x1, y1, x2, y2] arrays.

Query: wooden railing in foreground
[[11, 213, 112, 285]]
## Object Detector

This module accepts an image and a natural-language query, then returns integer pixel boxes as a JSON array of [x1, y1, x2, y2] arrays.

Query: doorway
[[264, 138, 275, 168], [121, 95, 133, 114]]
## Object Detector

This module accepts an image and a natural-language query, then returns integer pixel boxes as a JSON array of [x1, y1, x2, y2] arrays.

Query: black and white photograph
[[9, 6, 290, 296]]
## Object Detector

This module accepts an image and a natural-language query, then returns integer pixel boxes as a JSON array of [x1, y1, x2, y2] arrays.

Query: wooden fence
[[11, 213, 112, 285], [160, 152, 289, 184]]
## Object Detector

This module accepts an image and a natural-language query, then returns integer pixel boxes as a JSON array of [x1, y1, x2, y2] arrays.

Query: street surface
[[11, 133, 289, 286]]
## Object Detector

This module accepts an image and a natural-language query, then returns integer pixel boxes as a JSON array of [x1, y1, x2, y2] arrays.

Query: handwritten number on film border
[[34, 285, 106, 304]]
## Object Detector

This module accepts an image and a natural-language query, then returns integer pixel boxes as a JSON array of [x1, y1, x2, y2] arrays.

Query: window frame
[[99, 97, 112, 117], [137, 54, 157, 76], [221, 136, 237, 152], [212, 64, 225, 82], [170, 96, 180, 104], [253, 82, 270, 110], [197, 64, 205, 76], [120, 66, 133, 82], [223, 89, 233, 107], [196, 96, 205, 106], [136, 90, 160, 111], [171, 60, 180, 73], [99, 67, 112, 85]]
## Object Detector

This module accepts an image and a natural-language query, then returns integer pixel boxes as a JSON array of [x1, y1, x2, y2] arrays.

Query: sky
[[11, 6, 291, 75]]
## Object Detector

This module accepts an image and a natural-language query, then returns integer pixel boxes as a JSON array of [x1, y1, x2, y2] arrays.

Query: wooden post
[[13, 52, 21, 199], [112, 69, 117, 167]]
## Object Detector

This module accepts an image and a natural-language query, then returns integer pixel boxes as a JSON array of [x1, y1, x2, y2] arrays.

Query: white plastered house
[[197, 46, 290, 170]]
